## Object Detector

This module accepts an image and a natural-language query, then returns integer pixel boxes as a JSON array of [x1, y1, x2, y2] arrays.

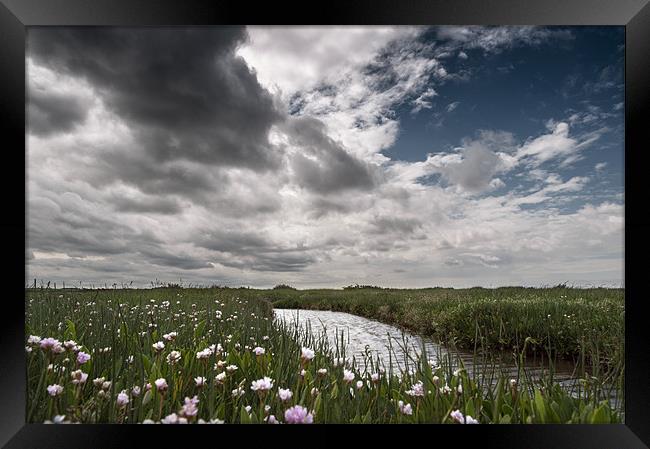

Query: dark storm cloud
[[196, 228, 316, 272], [286, 116, 376, 194], [369, 216, 423, 235], [27, 88, 89, 136], [111, 195, 183, 215], [27, 27, 282, 171]]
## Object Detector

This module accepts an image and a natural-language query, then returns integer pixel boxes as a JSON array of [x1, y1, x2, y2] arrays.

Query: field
[[25, 287, 624, 424]]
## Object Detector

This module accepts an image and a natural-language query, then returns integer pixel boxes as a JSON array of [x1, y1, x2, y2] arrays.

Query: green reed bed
[[270, 287, 624, 372], [25, 287, 622, 424]]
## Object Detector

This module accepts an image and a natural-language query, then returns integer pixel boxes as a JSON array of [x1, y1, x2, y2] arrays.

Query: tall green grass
[[25, 287, 623, 424]]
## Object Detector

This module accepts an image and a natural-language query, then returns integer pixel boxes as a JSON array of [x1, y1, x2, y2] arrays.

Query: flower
[[161, 413, 187, 424], [301, 347, 315, 361], [215, 372, 227, 384], [40, 337, 60, 350], [432, 375, 440, 385], [102, 381, 112, 390], [166, 350, 182, 365], [132, 386, 141, 397], [232, 387, 245, 398], [27, 335, 41, 345], [457, 384, 463, 394], [63, 340, 78, 350], [155, 378, 168, 392], [267, 415, 280, 424], [251, 377, 274, 392], [510, 379, 517, 387], [162, 332, 177, 341], [284, 405, 313, 424], [451, 409, 479, 424], [116, 391, 130, 407], [440, 384, 452, 395], [180, 396, 199, 417], [406, 381, 425, 397], [371, 373, 380, 383], [398, 401, 413, 415], [311, 387, 319, 396], [93, 377, 105, 387], [356, 381, 364, 390], [317, 368, 328, 377], [278, 388, 293, 402], [196, 348, 212, 360], [152, 341, 165, 352], [343, 369, 355, 383], [194, 376, 206, 387], [47, 384, 63, 397], [225, 365, 238, 373], [71, 370, 88, 385], [253, 347, 265, 356]]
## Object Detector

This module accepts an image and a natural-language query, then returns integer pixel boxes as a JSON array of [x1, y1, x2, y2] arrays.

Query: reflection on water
[[273, 308, 621, 410]]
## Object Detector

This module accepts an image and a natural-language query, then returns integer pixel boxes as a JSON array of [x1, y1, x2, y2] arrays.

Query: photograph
[[25, 25, 626, 425]]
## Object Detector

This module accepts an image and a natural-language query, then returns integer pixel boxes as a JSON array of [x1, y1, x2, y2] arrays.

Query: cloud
[[435, 26, 574, 54], [28, 28, 282, 172], [283, 116, 378, 194], [446, 101, 460, 113]]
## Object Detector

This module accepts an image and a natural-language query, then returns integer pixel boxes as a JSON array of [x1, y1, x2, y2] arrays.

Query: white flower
[[163, 332, 177, 341], [343, 369, 355, 383], [450, 409, 479, 424], [132, 386, 141, 397], [155, 378, 168, 392], [267, 415, 279, 424], [301, 347, 315, 361], [440, 384, 452, 395], [371, 373, 380, 382], [231, 387, 245, 398], [101, 381, 112, 391], [225, 365, 238, 373], [194, 376, 206, 387], [215, 372, 227, 384], [161, 413, 187, 424], [253, 347, 265, 356], [93, 377, 105, 387], [27, 335, 41, 345], [278, 388, 293, 402], [196, 348, 212, 360], [317, 368, 328, 376], [457, 384, 463, 394], [251, 376, 274, 392], [166, 350, 182, 365], [356, 381, 364, 390], [152, 341, 165, 352]]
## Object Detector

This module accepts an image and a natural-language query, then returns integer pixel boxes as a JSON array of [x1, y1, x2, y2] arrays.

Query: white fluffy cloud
[[26, 26, 623, 288]]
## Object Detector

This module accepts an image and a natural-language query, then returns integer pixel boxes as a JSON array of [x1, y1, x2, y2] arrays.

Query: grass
[[25, 286, 623, 424], [269, 286, 625, 372]]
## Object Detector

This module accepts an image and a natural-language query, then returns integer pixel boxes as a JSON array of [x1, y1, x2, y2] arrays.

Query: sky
[[25, 26, 624, 289]]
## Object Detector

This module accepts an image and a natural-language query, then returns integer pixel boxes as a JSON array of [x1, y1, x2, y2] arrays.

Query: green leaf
[[362, 409, 372, 424], [534, 390, 547, 423], [142, 355, 152, 374], [240, 407, 252, 424], [64, 320, 77, 341], [590, 403, 610, 424], [142, 389, 152, 406], [330, 383, 338, 400], [500, 414, 511, 424]]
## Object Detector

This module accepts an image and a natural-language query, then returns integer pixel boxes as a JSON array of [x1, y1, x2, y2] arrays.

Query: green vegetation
[[25, 287, 623, 424], [270, 286, 624, 372]]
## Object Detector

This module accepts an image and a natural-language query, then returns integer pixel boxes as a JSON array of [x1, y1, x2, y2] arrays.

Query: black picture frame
[[1, 0, 648, 447]]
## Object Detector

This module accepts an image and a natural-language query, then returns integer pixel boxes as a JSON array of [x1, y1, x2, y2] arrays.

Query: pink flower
[[180, 396, 199, 417], [47, 384, 63, 397], [155, 378, 168, 392], [398, 400, 413, 415], [76, 351, 91, 365], [451, 409, 479, 424], [278, 388, 293, 402], [284, 405, 313, 424], [116, 391, 130, 407], [253, 347, 265, 356], [343, 369, 355, 383], [301, 347, 315, 361]]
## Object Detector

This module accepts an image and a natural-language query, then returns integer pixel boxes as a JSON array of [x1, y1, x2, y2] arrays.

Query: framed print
[[1, 0, 649, 447]]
